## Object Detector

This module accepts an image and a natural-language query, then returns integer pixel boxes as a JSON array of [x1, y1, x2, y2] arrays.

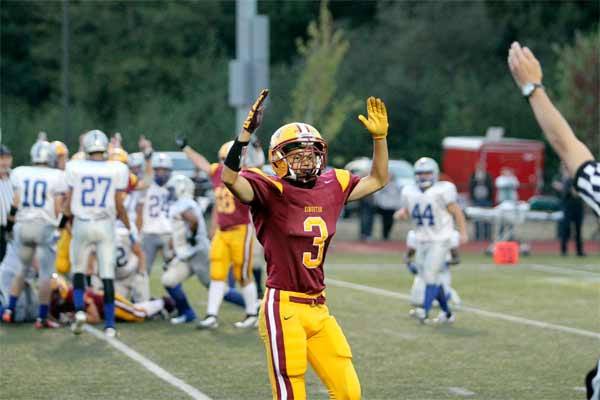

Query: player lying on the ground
[[50, 273, 174, 323], [395, 157, 468, 324], [2, 141, 67, 329], [405, 229, 462, 310]]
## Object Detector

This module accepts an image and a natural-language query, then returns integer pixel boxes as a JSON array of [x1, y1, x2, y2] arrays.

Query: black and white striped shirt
[[575, 161, 600, 217], [0, 176, 14, 226]]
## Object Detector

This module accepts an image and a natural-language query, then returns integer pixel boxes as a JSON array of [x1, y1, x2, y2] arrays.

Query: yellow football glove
[[243, 89, 269, 133], [358, 96, 388, 140]]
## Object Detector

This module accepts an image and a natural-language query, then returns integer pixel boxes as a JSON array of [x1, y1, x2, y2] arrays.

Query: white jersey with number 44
[[11, 166, 67, 225], [401, 181, 457, 242], [66, 160, 129, 220]]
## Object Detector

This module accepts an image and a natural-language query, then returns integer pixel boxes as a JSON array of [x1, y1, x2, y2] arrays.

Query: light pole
[[61, 0, 71, 145], [229, 0, 269, 132]]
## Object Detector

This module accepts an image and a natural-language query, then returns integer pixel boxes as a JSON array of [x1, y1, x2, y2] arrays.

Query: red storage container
[[442, 136, 544, 202]]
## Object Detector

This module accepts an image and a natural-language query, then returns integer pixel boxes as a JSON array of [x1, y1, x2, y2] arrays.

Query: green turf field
[[1, 253, 599, 399]]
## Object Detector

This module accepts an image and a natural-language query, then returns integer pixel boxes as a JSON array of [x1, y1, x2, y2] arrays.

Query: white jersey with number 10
[[11, 166, 67, 225], [66, 160, 129, 220]]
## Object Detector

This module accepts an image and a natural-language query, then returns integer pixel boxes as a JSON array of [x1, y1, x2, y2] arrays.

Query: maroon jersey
[[240, 168, 360, 294], [50, 288, 104, 318], [211, 163, 251, 229]]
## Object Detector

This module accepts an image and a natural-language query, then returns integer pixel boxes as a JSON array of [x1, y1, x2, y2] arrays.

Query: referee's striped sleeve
[[575, 160, 600, 216]]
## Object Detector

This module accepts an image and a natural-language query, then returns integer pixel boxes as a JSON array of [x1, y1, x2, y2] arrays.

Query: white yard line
[[325, 278, 600, 340], [526, 263, 600, 279], [448, 387, 476, 397], [84, 325, 212, 400]]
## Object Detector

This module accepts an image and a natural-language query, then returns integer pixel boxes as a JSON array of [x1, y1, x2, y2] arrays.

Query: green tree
[[556, 29, 600, 157], [288, 0, 359, 142]]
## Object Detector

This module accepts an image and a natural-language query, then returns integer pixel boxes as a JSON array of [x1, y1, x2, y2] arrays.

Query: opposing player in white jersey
[[64, 130, 138, 337], [2, 141, 66, 328], [114, 227, 149, 303], [137, 152, 173, 274], [0, 238, 39, 324], [405, 229, 462, 308], [396, 157, 468, 323], [160, 175, 210, 324]]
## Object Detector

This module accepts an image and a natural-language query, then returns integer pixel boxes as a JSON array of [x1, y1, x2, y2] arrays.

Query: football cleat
[[104, 327, 117, 338], [170, 310, 196, 325], [35, 318, 61, 329], [2, 309, 13, 323], [409, 307, 428, 324], [433, 311, 456, 324], [196, 315, 218, 330], [448, 249, 461, 266], [234, 314, 258, 329], [71, 311, 87, 335]]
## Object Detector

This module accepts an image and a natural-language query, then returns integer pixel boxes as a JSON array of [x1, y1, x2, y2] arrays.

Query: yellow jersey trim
[[247, 168, 283, 193], [334, 169, 351, 192], [210, 163, 219, 177]]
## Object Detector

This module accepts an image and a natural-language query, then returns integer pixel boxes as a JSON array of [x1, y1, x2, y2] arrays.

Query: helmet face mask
[[269, 123, 327, 183], [413, 157, 439, 190], [152, 153, 173, 186], [166, 175, 194, 201]]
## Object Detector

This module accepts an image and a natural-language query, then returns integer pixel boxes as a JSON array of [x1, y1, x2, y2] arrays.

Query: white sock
[[241, 281, 258, 315], [134, 299, 164, 317], [207, 281, 227, 316]]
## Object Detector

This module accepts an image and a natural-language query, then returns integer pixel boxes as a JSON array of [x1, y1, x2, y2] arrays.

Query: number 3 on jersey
[[412, 204, 435, 226], [302, 216, 328, 269]]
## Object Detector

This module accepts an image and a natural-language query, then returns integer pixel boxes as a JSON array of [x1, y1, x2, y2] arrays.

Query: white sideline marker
[[84, 325, 212, 400], [325, 278, 600, 340]]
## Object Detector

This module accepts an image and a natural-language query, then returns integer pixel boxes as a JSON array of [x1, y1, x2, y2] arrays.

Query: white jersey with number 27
[[401, 181, 457, 242], [66, 160, 129, 220]]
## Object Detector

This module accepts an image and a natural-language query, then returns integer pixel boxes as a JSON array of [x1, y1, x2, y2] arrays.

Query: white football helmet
[[166, 174, 194, 200], [152, 152, 173, 170], [30, 140, 55, 164], [82, 130, 109, 154], [414, 157, 439, 189]]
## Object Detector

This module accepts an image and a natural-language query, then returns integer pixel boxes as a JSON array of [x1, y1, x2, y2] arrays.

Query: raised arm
[[507, 42, 594, 175], [176, 137, 211, 175], [222, 89, 269, 204], [348, 97, 389, 202]]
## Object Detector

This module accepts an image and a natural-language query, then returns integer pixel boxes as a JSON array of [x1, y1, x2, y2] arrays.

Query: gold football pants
[[258, 288, 361, 399], [209, 224, 254, 284]]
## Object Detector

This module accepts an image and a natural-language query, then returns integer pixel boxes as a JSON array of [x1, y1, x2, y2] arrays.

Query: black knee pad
[[73, 273, 85, 290], [102, 279, 114, 304]]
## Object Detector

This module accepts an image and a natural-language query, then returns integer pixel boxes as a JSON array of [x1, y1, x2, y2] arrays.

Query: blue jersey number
[[22, 179, 48, 208], [411, 204, 435, 226], [81, 176, 112, 207], [148, 194, 169, 218], [115, 246, 128, 268]]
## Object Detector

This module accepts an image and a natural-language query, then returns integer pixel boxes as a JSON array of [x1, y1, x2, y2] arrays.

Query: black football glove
[[176, 136, 187, 150]]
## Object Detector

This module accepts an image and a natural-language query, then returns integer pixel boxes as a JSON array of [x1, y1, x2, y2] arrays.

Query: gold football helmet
[[50, 273, 70, 300], [109, 147, 129, 164], [269, 123, 327, 182], [52, 141, 69, 157]]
